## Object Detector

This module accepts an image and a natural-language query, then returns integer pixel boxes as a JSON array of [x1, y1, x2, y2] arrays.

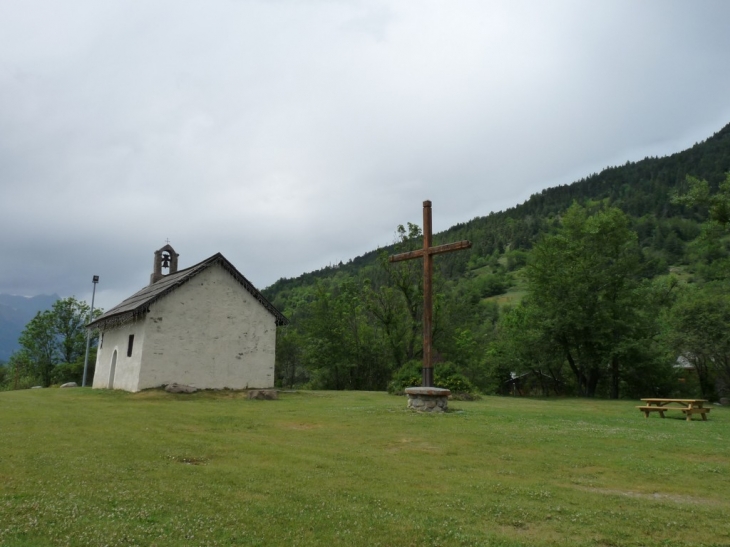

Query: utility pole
[[82, 275, 99, 387]]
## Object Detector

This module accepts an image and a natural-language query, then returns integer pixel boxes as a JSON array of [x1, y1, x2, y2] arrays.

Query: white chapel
[[88, 245, 287, 392]]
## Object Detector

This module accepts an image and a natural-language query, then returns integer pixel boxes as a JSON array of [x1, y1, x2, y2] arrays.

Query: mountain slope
[[263, 121, 730, 302]]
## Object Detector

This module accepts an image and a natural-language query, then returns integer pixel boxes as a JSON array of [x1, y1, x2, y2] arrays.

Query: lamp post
[[82, 275, 99, 387]]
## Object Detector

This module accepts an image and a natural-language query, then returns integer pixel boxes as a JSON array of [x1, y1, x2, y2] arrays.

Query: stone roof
[[87, 252, 287, 330]]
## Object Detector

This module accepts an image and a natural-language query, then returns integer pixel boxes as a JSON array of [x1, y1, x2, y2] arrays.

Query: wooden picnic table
[[637, 398, 710, 421]]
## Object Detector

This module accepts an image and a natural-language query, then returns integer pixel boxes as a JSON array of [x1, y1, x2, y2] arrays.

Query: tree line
[[0, 298, 102, 389], [3, 185, 729, 399], [268, 174, 730, 401]]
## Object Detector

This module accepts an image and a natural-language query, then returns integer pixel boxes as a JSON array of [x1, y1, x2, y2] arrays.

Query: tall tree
[[275, 327, 304, 389], [672, 172, 730, 282], [489, 301, 567, 396], [525, 203, 654, 397], [664, 287, 730, 399], [12, 296, 101, 387], [18, 310, 57, 387], [52, 297, 92, 365], [364, 223, 424, 368], [673, 172, 730, 228]]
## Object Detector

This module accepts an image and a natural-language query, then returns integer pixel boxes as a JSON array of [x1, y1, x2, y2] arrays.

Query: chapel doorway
[[108, 350, 117, 389]]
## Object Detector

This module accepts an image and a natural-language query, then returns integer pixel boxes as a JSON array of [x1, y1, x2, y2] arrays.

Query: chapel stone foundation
[[406, 386, 450, 412]]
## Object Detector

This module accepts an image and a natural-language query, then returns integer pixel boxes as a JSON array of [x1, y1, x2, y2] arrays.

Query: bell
[[161, 253, 171, 268]]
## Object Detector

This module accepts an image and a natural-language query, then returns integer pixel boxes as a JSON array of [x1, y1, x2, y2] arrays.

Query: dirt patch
[[283, 422, 320, 430], [575, 486, 719, 505], [384, 437, 441, 454], [167, 454, 209, 465]]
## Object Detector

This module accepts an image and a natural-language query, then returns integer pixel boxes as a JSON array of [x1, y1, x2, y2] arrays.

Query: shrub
[[3, 375, 39, 390], [388, 360, 477, 395], [476, 274, 509, 297], [433, 362, 476, 394], [505, 250, 528, 271], [51, 354, 96, 386], [387, 361, 422, 394]]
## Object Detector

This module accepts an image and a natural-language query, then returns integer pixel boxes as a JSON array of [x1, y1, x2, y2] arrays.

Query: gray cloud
[[1, 0, 730, 310]]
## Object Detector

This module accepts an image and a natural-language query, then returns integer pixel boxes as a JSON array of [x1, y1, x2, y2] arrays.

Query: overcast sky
[[1, 0, 730, 311]]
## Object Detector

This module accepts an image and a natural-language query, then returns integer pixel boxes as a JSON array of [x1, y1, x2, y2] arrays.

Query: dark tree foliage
[[4, 297, 102, 388], [663, 286, 730, 400], [523, 205, 648, 397]]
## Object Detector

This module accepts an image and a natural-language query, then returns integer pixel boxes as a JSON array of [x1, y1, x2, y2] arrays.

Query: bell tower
[[150, 243, 179, 284]]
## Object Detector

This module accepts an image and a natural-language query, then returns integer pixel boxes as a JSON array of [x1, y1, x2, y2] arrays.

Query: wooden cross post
[[389, 201, 472, 387]]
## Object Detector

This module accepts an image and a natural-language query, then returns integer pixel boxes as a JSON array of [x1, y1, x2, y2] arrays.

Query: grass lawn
[[1, 389, 728, 547]]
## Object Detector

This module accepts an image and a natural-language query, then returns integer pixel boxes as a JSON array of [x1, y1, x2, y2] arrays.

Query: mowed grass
[[1, 390, 729, 547]]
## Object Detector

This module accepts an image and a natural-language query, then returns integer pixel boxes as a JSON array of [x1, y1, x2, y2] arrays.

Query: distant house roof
[[675, 355, 695, 370], [87, 253, 287, 330], [505, 370, 562, 384]]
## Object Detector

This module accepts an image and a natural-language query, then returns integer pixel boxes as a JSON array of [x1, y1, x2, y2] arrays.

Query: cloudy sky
[[1, 0, 729, 311]]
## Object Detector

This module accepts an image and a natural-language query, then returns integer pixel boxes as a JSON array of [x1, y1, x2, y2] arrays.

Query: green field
[[1, 389, 728, 547]]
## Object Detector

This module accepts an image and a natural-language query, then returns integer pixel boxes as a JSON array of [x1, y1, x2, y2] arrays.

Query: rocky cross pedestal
[[406, 387, 451, 412]]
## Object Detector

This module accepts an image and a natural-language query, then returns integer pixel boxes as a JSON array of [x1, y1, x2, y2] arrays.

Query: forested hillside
[[267, 122, 730, 299], [262, 122, 730, 399]]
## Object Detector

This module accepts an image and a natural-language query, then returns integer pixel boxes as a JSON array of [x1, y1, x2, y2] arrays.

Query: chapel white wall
[[136, 263, 276, 390], [92, 318, 146, 391]]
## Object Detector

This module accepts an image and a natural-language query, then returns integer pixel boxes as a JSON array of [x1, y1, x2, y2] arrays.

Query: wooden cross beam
[[389, 200, 472, 387]]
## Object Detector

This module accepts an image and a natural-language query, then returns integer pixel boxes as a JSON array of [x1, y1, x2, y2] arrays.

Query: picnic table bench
[[637, 398, 710, 421]]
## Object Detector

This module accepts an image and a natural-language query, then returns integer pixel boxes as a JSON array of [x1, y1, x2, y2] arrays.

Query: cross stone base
[[405, 387, 450, 412]]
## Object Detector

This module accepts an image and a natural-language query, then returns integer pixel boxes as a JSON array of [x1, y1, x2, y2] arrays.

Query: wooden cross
[[389, 200, 472, 387]]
